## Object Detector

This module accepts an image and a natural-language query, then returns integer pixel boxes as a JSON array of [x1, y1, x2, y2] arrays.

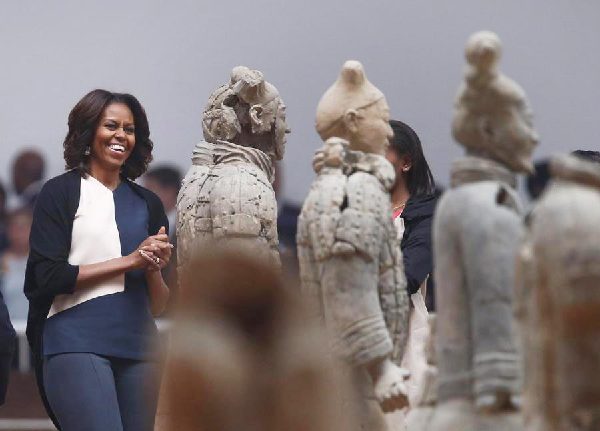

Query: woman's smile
[[91, 102, 136, 170]]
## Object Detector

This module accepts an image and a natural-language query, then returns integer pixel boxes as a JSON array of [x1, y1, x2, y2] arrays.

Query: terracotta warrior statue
[[429, 31, 538, 431], [516, 154, 600, 431], [177, 66, 289, 272], [160, 252, 351, 431], [296, 60, 410, 430]]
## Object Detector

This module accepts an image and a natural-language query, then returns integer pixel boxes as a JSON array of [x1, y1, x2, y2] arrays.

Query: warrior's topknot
[[338, 60, 366, 88], [465, 31, 501, 71], [452, 31, 538, 173]]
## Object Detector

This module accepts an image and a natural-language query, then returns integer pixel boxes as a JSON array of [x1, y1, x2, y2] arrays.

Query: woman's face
[[90, 103, 136, 171]]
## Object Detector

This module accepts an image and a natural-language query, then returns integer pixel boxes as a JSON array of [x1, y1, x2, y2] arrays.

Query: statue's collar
[[344, 150, 395, 191], [450, 156, 517, 189], [192, 140, 274, 183], [312, 138, 395, 190], [550, 155, 600, 191]]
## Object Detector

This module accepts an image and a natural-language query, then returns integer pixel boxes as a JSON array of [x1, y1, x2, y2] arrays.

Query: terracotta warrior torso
[[430, 156, 524, 431], [297, 141, 409, 378], [517, 155, 600, 431], [177, 140, 280, 273]]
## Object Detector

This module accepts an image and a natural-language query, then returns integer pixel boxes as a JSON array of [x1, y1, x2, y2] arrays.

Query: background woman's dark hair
[[63, 89, 153, 179], [389, 119, 435, 196]]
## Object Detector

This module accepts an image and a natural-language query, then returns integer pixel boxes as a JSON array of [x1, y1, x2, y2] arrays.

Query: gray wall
[[1, 0, 599, 204]]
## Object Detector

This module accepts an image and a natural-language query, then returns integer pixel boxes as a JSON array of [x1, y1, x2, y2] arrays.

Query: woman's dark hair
[[63, 89, 153, 179], [389, 120, 435, 197]]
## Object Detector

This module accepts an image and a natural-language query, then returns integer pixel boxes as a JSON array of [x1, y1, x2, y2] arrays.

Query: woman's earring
[[84, 146, 90, 156]]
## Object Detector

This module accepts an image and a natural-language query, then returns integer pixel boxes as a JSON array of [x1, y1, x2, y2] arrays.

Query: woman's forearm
[[75, 255, 137, 290], [146, 270, 170, 316]]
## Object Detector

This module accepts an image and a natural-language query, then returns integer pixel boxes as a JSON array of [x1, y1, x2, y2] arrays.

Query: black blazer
[[24, 170, 167, 429], [400, 194, 438, 297], [0, 289, 16, 405]]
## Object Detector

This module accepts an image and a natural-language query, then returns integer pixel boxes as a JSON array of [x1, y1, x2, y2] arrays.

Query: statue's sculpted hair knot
[[465, 31, 501, 72], [315, 60, 384, 140], [339, 60, 366, 88]]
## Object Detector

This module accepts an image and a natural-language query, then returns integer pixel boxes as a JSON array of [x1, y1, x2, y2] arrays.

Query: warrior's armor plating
[[177, 140, 280, 271], [297, 138, 409, 367]]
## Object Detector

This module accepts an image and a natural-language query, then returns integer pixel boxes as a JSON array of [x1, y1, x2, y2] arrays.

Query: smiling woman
[[63, 89, 153, 183], [24, 89, 171, 431]]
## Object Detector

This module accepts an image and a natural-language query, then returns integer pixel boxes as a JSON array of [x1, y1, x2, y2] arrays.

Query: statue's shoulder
[[345, 170, 391, 219], [301, 168, 347, 215], [346, 168, 386, 193]]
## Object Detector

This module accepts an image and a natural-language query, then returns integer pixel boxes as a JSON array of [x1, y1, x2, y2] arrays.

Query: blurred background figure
[[0, 194, 17, 408], [273, 162, 301, 283], [143, 165, 182, 243], [7, 149, 46, 211], [572, 149, 600, 164], [0, 206, 33, 322], [157, 251, 351, 431], [144, 164, 183, 310], [0, 288, 16, 406], [0, 181, 8, 253]]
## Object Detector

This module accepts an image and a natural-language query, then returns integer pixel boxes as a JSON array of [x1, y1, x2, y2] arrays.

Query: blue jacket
[[400, 193, 438, 304]]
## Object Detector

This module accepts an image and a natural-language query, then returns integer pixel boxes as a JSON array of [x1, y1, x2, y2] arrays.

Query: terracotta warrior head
[[202, 66, 289, 160], [452, 31, 539, 173], [316, 60, 393, 156]]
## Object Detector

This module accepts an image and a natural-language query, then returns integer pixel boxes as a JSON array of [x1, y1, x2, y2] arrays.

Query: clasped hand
[[368, 357, 410, 413], [132, 226, 173, 272]]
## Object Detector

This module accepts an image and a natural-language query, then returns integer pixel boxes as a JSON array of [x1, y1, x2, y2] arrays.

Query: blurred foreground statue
[[430, 31, 538, 431], [517, 155, 600, 431], [177, 66, 289, 273], [296, 60, 410, 430], [157, 252, 351, 431]]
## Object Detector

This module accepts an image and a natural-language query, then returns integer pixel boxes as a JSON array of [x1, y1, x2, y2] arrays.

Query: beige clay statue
[[176, 66, 289, 273], [516, 154, 600, 431], [429, 31, 539, 431], [159, 252, 351, 431], [296, 60, 410, 430]]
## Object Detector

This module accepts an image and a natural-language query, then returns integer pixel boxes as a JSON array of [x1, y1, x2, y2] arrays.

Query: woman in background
[[25, 89, 171, 431], [1, 206, 33, 321], [386, 119, 438, 404], [0, 182, 7, 253]]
